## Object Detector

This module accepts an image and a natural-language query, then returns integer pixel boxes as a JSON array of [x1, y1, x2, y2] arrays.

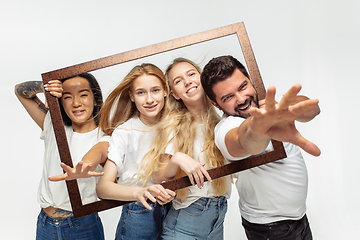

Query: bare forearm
[[96, 181, 140, 201], [82, 142, 109, 171], [15, 81, 48, 114], [155, 154, 179, 183], [237, 117, 270, 155]]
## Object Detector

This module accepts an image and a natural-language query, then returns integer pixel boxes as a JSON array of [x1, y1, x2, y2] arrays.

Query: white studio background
[[1, 0, 359, 239]]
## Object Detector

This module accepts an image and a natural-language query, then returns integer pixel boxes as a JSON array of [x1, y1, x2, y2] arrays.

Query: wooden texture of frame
[[42, 22, 287, 218]]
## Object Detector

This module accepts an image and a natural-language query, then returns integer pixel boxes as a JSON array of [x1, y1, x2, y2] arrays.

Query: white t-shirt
[[215, 115, 308, 224], [38, 112, 110, 211], [165, 123, 232, 210], [108, 117, 156, 187]]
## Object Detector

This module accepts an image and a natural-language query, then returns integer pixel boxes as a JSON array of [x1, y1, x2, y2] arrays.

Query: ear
[[171, 91, 180, 100], [211, 100, 221, 110], [129, 90, 135, 102]]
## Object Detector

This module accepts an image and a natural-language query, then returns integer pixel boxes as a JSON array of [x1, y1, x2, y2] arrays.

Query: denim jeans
[[242, 214, 313, 240], [36, 209, 104, 240], [115, 200, 166, 240], [161, 196, 228, 240]]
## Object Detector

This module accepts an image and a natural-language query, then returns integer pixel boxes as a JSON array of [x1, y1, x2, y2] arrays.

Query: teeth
[[239, 102, 250, 110], [187, 87, 196, 93]]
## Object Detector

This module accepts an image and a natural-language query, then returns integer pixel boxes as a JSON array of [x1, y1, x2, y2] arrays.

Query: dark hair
[[201, 55, 250, 103], [58, 72, 103, 126]]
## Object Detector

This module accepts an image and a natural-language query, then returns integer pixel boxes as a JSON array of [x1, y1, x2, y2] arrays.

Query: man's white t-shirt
[[215, 115, 308, 224]]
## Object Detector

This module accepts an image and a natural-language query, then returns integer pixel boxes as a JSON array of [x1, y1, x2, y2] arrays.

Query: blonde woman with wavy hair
[[94, 63, 175, 240], [152, 58, 232, 240]]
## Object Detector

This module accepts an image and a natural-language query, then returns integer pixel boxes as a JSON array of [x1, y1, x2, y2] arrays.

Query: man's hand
[[248, 84, 321, 156]]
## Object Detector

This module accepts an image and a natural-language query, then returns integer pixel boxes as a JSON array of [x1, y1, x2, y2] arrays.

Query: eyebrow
[[220, 79, 248, 102], [172, 68, 197, 83], [63, 89, 91, 95], [220, 93, 232, 102]]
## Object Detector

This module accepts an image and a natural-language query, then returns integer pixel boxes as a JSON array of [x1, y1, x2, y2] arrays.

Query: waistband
[[195, 196, 227, 206], [242, 214, 308, 226], [38, 209, 99, 227]]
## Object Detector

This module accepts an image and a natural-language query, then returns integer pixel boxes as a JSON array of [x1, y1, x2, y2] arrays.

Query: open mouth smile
[[73, 110, 85, 115], [186, 86, 197, 94]]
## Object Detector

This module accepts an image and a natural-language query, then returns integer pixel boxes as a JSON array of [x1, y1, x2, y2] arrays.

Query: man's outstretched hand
[[248, 84, 321, 157]]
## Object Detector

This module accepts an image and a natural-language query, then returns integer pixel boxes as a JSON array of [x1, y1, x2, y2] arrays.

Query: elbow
[[14, 84, 20, 97], [96, 183, 105, 199]]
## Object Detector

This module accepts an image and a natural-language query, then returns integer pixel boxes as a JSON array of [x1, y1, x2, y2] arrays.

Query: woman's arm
[[155, 152, 212, 187], [48, 141, 109, 181], [15, 80, 62, 130], [96, 160, 174, 210]]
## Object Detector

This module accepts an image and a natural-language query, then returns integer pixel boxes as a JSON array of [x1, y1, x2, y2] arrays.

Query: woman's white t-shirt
[[38, 112, 109, 211], [165, 123, 232, 210], [108, 117, 157, 187]]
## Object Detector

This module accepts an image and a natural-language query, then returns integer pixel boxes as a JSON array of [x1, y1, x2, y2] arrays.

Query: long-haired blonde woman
[[95, 63, 175, 240], [143, 58, 231, 240]]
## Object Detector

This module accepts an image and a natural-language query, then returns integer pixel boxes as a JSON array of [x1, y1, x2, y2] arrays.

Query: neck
[[139, 115, 159, 126], [72, 120, 97, 133], [184, 96, 207, 123]]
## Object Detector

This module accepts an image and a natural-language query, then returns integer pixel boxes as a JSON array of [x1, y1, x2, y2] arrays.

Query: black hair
[[201, 55, 250, 103]]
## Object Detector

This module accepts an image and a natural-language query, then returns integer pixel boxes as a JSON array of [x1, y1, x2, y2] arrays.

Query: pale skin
[[96, 160, 175, 210], [95, 74, 175, 209], [211, 68, 321, 158], [155, 62, 213, 188]]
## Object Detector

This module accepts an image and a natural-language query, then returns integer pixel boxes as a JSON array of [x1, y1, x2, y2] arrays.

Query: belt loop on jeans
[[41, 210, 47, 226], [67, 216, 74, 228]]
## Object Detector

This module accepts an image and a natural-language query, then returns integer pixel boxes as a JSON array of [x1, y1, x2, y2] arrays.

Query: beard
[[223, 95, 259, 119]]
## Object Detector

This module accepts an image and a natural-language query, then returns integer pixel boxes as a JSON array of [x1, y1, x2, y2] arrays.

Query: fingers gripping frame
[[41, 22, 286, 218]]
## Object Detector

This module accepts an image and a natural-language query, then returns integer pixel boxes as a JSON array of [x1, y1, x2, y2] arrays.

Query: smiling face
[[168, 61, 205, 106], [61, 76, 96, 132], [129, 74, 166, 126], [212, 68, 259, 119]]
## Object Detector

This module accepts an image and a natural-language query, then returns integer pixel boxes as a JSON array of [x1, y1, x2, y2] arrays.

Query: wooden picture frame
[[42, 22, 286, 218]]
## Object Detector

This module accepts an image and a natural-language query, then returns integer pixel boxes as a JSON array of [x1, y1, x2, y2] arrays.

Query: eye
[[81, 94, 88, 97], [189, 72, 195, 76], [153, 88, 160, 93], [136, 91, 145, 95], [239, 81, 248, 91], [222, 95, 232, 102], [174, 79, 181, 85], [63, 95, 71, 100]]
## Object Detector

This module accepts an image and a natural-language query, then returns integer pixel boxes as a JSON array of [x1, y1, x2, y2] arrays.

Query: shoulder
[[215, 115, 245, 135]]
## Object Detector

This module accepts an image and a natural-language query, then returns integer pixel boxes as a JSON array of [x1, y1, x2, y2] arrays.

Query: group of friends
[[15, 55, 320, 240]]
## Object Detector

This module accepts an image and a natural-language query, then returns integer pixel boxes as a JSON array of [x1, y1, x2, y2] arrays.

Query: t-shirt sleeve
[[40, 112, 52, 140], [98, 132, 110, 143], [164, 130, 176, 156], [215, 116, 250, 161], [107, 128, 126, 169]]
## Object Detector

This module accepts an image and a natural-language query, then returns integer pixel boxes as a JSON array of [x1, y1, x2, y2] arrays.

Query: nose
[[183, 77, 192, 87], [73, 95, 81, 107], [234, 92, 246, 104], [146, 93, 154, 104]]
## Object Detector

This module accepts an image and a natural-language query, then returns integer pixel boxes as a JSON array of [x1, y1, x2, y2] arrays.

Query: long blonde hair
[[138, 58, 228, 199], [99, 63, 168, 136]]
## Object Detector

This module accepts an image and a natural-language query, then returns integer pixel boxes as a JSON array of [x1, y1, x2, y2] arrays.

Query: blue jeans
[[36, 209, 104, 240], [242, 214, 313, 240], [115, 201, 166, 240], [161, 196, 228, 240]]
